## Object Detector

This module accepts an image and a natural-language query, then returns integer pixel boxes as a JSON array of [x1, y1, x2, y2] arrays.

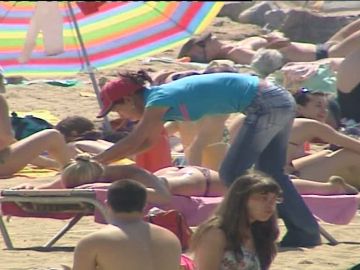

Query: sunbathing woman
[[14, 154, 358, 202], [178, 18, 360, 65], [0, 94, 72, 177], [228, 89, 360, 189]]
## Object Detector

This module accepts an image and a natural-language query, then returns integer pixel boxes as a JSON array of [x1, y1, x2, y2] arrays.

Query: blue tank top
[[144, 73, 259, 121]]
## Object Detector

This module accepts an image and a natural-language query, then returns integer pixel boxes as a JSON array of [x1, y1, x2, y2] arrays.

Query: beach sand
[[1, 7, 360, 270]]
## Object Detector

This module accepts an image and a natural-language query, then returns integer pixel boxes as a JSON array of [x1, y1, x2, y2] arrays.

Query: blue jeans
[[219, 84, 320, 247]]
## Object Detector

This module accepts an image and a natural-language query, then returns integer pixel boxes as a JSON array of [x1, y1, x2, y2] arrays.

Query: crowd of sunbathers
[[0, 16, 360, 270]]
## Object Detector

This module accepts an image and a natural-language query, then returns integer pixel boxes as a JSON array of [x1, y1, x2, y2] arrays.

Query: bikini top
[[220, 248, 261, 270]]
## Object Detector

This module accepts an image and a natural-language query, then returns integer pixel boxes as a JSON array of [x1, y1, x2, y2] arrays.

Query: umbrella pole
[[66, 2, 111, 132]]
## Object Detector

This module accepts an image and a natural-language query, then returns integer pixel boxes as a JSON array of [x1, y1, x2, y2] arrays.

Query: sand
[[1, 6, 360, 270]]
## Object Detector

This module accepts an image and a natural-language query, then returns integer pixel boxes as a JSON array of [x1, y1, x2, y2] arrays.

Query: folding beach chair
[[0, 189, 109, 250]]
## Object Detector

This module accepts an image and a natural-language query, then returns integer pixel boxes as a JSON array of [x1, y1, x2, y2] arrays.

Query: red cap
[[97, 77, 142, 118]]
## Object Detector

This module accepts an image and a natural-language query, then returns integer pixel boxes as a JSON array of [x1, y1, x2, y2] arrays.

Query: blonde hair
[[61, 153, 104, 188]]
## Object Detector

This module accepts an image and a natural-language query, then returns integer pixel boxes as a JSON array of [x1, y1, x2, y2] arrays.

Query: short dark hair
[[293, 87, 327, 106], [107, 180, 147, 213]]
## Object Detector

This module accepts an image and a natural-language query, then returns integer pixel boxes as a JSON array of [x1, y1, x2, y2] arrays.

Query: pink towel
[[302, 194, 359, 225]]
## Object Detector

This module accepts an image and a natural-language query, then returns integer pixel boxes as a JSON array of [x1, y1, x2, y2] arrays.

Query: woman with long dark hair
[[191, 172, 282, 270]]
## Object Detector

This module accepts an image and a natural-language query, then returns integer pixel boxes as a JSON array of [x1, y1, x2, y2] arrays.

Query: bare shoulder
[[149, 223, 181, 241], [201, 227, 226, 243], [293, 118, 319, 127], [149, 223, 182, 250], [293, 118, 325, 132], [78, 226, 125, 244]]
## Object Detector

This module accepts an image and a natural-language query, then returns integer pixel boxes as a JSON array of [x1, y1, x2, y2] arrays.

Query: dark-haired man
[[72, 179, 181, 270]]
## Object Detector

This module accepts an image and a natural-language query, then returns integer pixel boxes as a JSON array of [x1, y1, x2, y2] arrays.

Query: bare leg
[[327, 18, 360, 43], [336, 48, 360, 93], [292, 176, 358, 195], [279, 42, 318, 62], [329, 31, 360, 58], [0, 129, 72, 176], [184, 115, 228, 167], [294, 149, 360, 184]]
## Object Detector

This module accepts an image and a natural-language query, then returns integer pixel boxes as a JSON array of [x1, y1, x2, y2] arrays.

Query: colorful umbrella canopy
[[0, 1, 224, 77]]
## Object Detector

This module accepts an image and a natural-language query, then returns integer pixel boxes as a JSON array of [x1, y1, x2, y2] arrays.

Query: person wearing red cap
[[93, 69, 321, 248]]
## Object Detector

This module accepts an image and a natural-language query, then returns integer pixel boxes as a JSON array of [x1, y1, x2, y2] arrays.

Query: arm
[[194, 227, 226, 270], [94, 107, 168, 164], [72, 235, 97, 270], [105, 164, 171, 204], [305, 120, 360, 153], [30, 155, 61, 170]]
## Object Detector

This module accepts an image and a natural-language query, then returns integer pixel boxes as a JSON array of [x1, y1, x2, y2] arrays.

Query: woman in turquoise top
[[94, 69, 320, 247]]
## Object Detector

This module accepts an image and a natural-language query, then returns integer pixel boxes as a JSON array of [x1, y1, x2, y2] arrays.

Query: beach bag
[[10, 112, 53, 140], [144, 208, 193, 251]]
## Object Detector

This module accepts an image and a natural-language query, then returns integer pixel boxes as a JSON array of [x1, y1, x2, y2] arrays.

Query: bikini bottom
[[177, 166, 212, 196]]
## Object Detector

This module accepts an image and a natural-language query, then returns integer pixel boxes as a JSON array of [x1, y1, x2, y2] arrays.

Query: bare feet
[[328, 175, 359, 195]]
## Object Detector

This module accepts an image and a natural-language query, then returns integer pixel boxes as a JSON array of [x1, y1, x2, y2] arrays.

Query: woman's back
[[146, 73, 259, 121]]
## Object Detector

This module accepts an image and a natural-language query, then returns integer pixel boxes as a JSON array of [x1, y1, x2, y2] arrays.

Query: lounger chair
[[0, 189, 109, 250]]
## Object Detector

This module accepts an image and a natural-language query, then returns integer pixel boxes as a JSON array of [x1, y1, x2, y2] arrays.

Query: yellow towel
[[14, 158, 135, 179], [11, 165, 59, 179], [111, 158, 135, 165]]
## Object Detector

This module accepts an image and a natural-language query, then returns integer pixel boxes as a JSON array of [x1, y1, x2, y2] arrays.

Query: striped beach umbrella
[[0, 1, 224, 77]]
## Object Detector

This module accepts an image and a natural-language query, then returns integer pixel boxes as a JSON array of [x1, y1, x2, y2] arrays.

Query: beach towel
[[267, 63, 337, 94]]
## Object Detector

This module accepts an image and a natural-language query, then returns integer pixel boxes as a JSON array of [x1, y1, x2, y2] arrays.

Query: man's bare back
[[73, 221, 181, 270], [72, 180, 181, 270]]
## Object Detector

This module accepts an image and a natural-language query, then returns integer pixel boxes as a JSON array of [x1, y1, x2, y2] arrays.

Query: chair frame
[[0, 189, 109, 250]]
